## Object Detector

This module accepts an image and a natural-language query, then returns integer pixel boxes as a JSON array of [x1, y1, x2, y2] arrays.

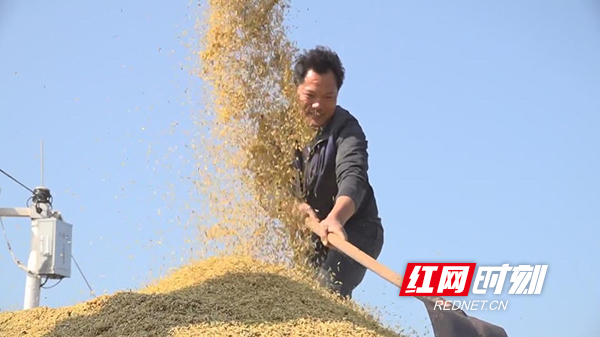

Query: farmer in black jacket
[[293, 46, 384, 298]]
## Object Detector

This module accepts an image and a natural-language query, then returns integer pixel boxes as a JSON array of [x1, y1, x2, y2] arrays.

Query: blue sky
[[1, 1, 599, 337]]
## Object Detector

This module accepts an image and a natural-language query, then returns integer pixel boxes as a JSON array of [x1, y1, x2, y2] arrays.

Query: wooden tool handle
[[327, 232, 403, 287], [304, 215, 403, 288], [303, 211, 452, 308]]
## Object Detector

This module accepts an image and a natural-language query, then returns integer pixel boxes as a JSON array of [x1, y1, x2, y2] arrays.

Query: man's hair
[[293, 46, 345, 90]]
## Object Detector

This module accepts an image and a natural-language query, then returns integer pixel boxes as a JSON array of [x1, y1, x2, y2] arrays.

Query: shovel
[[302, 209, 509, 337]]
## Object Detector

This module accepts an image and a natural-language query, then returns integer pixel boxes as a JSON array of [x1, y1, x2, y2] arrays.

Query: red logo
[[399, 263, 476, 296]]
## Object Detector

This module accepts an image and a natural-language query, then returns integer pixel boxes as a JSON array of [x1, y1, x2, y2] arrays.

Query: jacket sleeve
[[335, 119, 369, 208]]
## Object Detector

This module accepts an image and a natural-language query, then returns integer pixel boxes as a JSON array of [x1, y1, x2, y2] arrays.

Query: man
[[292, 46, 384, 298]]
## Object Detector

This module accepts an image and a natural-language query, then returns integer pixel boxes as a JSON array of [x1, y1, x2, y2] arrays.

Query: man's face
[[297, 69, 338, 128]]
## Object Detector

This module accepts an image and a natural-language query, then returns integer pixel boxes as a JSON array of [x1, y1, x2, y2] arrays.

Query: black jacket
[[293, 106, 382, 229]]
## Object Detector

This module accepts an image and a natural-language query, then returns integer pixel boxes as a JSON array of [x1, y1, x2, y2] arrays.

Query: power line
[[0, 169, 34, 194], [41, 278, 63, 289], [72, 255, 96, 298]]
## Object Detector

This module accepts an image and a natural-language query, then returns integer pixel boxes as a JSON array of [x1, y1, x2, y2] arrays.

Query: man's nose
[[311, 101, 320, 109]]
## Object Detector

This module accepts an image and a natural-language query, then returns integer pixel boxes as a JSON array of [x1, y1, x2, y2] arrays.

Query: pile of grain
[[0, 256, 403, 336]]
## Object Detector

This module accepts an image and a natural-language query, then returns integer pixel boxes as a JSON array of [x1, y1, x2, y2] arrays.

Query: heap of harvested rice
[[0, 256, 402, 336]]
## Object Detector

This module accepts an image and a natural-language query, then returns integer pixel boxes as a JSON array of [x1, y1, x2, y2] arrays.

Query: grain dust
[[191, 0, 315, 266]]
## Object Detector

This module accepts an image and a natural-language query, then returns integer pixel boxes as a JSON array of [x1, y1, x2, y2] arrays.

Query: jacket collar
[[314, 105, 349, 143]]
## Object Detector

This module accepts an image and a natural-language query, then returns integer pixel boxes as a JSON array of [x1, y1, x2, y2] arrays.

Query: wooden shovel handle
[[304, 211, 452, 308], [327, 231, 404, 287], [304, 215, 403, 287]]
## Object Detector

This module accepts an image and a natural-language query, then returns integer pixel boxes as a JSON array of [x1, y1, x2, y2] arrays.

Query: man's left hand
[[319, 216, 348, 246]]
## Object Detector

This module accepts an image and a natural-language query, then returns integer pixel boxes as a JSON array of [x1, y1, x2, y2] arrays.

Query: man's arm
[[309, 120, 369, 245], [327, 196, 355, 225], [332, 119, 369, 225]]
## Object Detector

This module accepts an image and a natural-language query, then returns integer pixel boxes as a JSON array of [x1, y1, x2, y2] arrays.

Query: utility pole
[[0, 142, 72, 309]]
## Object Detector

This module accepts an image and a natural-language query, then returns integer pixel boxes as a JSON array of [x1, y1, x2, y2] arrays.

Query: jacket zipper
[[305, 137, 328, 200]]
